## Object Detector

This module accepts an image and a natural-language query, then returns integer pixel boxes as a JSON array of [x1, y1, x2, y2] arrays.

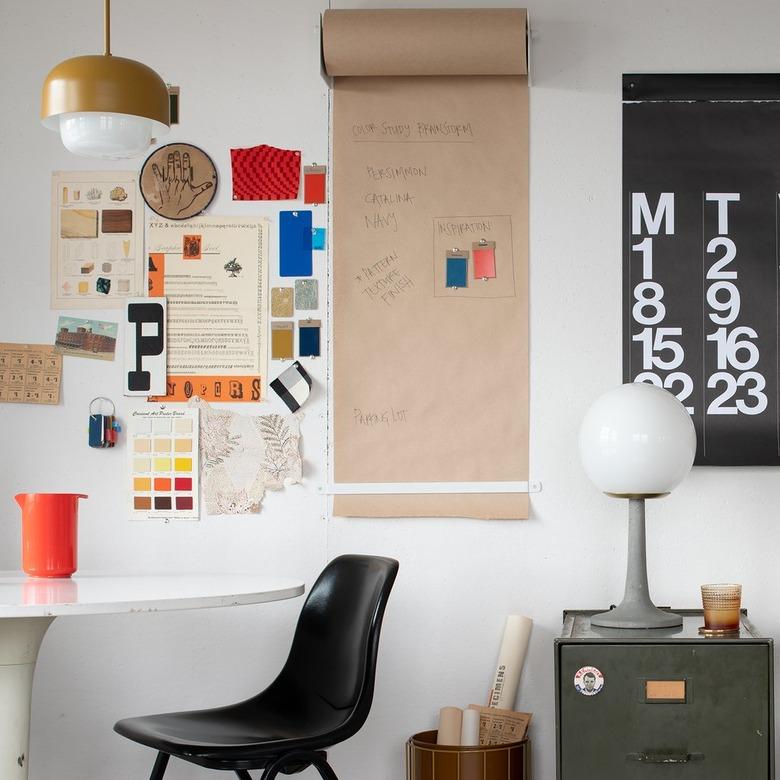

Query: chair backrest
[[275, 554, 398, 738]]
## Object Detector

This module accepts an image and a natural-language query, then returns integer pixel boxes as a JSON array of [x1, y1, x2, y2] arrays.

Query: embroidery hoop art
[[140, 142, 218, 220]]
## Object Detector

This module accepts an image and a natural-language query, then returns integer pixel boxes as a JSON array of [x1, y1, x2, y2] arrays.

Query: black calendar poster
[[623, 74, 780, 466]]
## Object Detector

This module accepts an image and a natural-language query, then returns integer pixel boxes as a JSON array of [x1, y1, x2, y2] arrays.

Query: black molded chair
[[114, 555, 399, 780]]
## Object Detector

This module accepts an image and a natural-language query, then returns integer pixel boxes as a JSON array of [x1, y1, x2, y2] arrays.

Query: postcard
[[55, 316, 118, 361]]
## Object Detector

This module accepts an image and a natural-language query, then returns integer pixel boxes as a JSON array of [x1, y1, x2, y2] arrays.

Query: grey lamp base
[[592, 497, 683, 630], [591, 601, 682, 629]]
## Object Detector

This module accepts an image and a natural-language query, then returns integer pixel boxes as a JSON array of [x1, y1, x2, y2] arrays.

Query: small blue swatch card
[[312, 227, 326, 250], [299, 319, 321, 357], [446, 255, 468, 288], [280, 210, 313, 276]]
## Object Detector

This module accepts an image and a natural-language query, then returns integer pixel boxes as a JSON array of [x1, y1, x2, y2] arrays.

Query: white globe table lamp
[[579, 383, 697, 629]]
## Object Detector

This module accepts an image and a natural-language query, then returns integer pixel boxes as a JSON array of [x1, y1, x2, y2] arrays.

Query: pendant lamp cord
[[104, 0, 111, 56]]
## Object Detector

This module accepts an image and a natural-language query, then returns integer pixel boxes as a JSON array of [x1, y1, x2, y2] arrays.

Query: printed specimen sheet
[[147, 217, 268, 402]]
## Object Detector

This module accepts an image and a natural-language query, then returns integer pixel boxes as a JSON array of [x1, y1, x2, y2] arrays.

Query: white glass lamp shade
[[55, 112, 166, 159], [579, 382, 696, 497]]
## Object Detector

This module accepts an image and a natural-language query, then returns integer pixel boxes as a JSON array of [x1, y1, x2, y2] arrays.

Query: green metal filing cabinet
[[555, 610, 774, 780]]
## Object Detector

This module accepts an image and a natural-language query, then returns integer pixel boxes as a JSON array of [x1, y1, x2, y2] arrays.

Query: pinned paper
[[271, 321, 294, 360], [124, 298, 166, 396], [191, 398, 302, 515], [295, 279, 318, 310], [148, 376, 261, 403], [473, 240, 497, 280], [148, 253, 164, 296], [0, 343, 61, 405], [304, 164, 327, 204], [299, 319, 321, 357], [270, 360, 312, 412], [271, 287, 294, 317], [230, 144, 301, 200], [446, 250, 468, 288], [129, 407, 199, 520], [312, 227, 327, 250], [280, 210, 313, 276], [55, 316, 118, 361]]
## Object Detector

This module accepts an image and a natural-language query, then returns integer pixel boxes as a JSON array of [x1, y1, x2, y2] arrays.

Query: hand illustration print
[[152, 150, 213, 216]]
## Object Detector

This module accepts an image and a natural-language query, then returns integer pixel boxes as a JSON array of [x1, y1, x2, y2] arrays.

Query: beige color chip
[[325, 9, 529, 519]]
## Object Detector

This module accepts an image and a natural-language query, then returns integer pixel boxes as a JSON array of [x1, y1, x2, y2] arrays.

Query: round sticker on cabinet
[[574, 666, 604, 696]]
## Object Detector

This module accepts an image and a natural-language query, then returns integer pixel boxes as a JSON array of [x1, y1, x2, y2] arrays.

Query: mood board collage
[[6, 142, 327, 521]]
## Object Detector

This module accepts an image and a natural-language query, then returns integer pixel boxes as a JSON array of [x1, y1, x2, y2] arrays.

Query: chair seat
[[115, 702, 340, 763], [113, 555, 399, 779]]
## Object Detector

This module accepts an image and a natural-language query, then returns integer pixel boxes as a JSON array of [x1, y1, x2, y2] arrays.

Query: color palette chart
[[129, 407, 199, 520]]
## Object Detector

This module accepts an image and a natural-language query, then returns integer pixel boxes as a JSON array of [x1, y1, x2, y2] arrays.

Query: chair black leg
[[149, 752, 170, 780], [235, 772, 253, 780], [259, 760, 282, 780], [259, 751, 338, 780], [311, 757, 339, 780]]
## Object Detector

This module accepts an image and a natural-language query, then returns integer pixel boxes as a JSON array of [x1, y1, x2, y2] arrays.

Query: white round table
[[0, 572, 305, 780]]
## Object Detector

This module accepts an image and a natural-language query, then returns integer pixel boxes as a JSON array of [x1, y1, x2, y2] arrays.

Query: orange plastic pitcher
[[15, 493, 87, 578]]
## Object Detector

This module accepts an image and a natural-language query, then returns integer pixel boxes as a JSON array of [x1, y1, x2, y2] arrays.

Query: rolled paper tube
[[437, 706, 463, 745], [460, 707, 480, 746], [489, 615, 533, 709]]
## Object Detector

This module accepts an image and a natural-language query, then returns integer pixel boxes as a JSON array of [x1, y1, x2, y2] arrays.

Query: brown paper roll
[[437, 706, 463, 746], [322, 9, 528, 77]]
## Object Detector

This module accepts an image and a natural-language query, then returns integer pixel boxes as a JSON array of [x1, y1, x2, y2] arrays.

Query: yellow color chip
[[154, 457, 171, 471], [133, 477, 152, 491], [154, 438, 171, 451], [134, 438, 151, 452], [78, 281, 89, 294], [174, 457, 192, 472], [174, 438, 192, 452], [133, 458, 151, 472]]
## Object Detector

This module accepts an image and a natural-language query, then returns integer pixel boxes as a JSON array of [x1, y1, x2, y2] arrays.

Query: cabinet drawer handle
[[627, 752, 705, 763]]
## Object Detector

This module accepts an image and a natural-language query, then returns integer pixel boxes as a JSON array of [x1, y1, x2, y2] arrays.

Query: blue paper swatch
[[299, 323, 321, 357], [312, 227, 326, 250], [280, 211, 313, 276], [446, 256, 468, 288]]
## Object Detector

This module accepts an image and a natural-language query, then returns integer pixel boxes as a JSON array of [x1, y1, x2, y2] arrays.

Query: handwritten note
[[353, 250, 415, 306], [354, 407, 410, 427], [352, 120, 474, 141]]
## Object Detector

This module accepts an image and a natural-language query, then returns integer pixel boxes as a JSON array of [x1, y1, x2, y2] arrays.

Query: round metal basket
[[406, 730, 530, 780]]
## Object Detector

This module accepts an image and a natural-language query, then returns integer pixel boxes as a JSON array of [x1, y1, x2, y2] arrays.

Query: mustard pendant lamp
[[41, 0, 170, 158]]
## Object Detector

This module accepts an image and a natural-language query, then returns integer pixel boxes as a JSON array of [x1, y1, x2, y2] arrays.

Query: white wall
[[2, 1, 780, 779]]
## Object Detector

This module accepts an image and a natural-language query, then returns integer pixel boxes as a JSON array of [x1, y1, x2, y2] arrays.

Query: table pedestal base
[[0, 617, 54, 780]]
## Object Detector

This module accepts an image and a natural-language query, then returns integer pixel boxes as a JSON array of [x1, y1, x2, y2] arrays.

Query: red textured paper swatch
[[473, 244, 497, 279], [231, 144, 301, 200], [304, 165, 327, 204]]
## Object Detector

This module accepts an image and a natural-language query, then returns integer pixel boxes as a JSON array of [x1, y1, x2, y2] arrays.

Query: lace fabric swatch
[[191, 397, 302, 515]]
